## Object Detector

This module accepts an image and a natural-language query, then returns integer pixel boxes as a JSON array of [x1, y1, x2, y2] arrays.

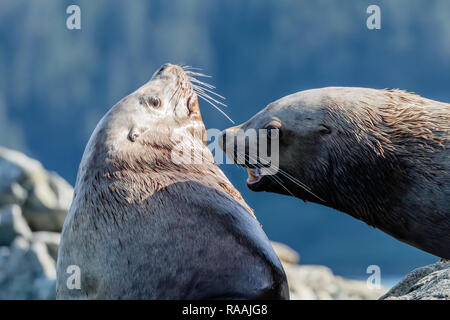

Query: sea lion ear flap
[[318, 124, 332, 135]]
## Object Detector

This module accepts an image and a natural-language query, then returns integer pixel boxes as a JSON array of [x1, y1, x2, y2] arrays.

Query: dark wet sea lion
[[56, 64, 288, 299], [219, 87, 450, 258]]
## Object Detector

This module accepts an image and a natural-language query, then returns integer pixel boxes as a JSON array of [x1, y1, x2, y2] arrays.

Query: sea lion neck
[[320, 89, 448, 224], [323, 144, 409, 226]]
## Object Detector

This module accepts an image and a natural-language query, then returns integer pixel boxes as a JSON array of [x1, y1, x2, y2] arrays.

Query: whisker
[[190, 78, 216, 90], [185, 71, 212, 78], [274, 169, 324, 202], [276, 168, 312, 191], [169, 83, 181, 103], [197, 95, 235, 124], [238, 152, 325, 202], [244, 154, 295, 197], [183, 65, 203, 71], [184, 66, 232, 123], [174, 83, 184, 111], [194, 88, 227, 108], [269, 173, 296, 197], [254, 155, 312, 191], [192, 84, 226, 100]]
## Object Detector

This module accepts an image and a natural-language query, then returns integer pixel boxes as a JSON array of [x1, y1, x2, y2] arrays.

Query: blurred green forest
[[1, 0, 449, 278]]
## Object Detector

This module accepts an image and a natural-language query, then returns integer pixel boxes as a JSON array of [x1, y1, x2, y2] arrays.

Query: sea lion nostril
[[159, 63, 170, 73], [150, 63, 172, 80]]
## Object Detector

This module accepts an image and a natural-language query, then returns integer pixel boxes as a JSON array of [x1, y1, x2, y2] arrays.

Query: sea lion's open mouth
[[246, 167, 268, 187]]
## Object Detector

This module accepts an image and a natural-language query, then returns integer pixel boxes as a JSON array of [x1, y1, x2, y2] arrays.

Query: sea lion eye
[[148, 96, 161, 108], [265, 125, 280, 139]]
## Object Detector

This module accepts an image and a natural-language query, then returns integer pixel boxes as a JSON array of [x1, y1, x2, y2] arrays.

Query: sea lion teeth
[[247, 168, 264, 185]]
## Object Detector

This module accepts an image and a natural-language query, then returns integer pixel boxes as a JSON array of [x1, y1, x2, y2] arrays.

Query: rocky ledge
[[0, 146, 447, 300], [270, 242, 387, 299], [380, 260, 450, 300], [0, 147, 71, 299]]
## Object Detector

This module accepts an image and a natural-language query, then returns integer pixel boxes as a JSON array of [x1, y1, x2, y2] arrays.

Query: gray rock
[[0, 181, 28, 206], [32, 231, 60, 261], [32, 276, 57, 300], [0, 245, 10, 266], [0, 155, 28, 205], [272, 242, 387, 300], [271, 241, 300, 264], [380, 261, 450, 300], [0, 204, 32, 246], [0, 147, 43, 191], [0, 237, 56, 299], [284, 263, 387, 300], [47, 172, 74, 212], [0, 146, 73, 232], [22, 169, 72, 232]]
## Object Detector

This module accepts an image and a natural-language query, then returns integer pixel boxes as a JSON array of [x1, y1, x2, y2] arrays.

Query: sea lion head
[[219, 89, 331, 203], [121, 63, 204, 144], [219, 86, 448, 207], [147, 63, 203, 123], [79, 63, 213, 179]]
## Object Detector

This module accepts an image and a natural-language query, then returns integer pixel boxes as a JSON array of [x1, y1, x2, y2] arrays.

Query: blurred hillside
[[0, 0, 447, 278]]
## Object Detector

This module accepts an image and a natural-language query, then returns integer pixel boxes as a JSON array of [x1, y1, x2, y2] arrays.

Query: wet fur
[[223, 87, 449, 258]]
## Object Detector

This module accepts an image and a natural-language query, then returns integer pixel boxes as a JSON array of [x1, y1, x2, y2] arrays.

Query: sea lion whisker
[[175, 86, 185, 111], [242, 152, 324, 202], [192, 84, 226, 101], [267, 167, 325, 202], [169, 84, 182, 103], [248, 154, 312, 191], [185, 71, 212, 78], [193, 87, 228, 109], [244, 154, 296, 197], [182, 68, 232, 122], [269, 173, 296, 197], [194, 88, 227, 108], [276, 168, 312, 191], [197, 95, 235, 124], [182, 65, 203, 71], [234, 151, 312, 193], [190, 78, 216, 90], [274, 169, 324, 201]]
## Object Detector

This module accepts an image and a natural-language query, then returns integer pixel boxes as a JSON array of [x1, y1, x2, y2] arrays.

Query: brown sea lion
[[56, 64, 288, 299], [219, 87, 450, 258]]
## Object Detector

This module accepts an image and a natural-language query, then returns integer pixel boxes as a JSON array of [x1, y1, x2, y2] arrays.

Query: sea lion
[[219, 87, 450, 258], [56, 64, 289, 299]]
